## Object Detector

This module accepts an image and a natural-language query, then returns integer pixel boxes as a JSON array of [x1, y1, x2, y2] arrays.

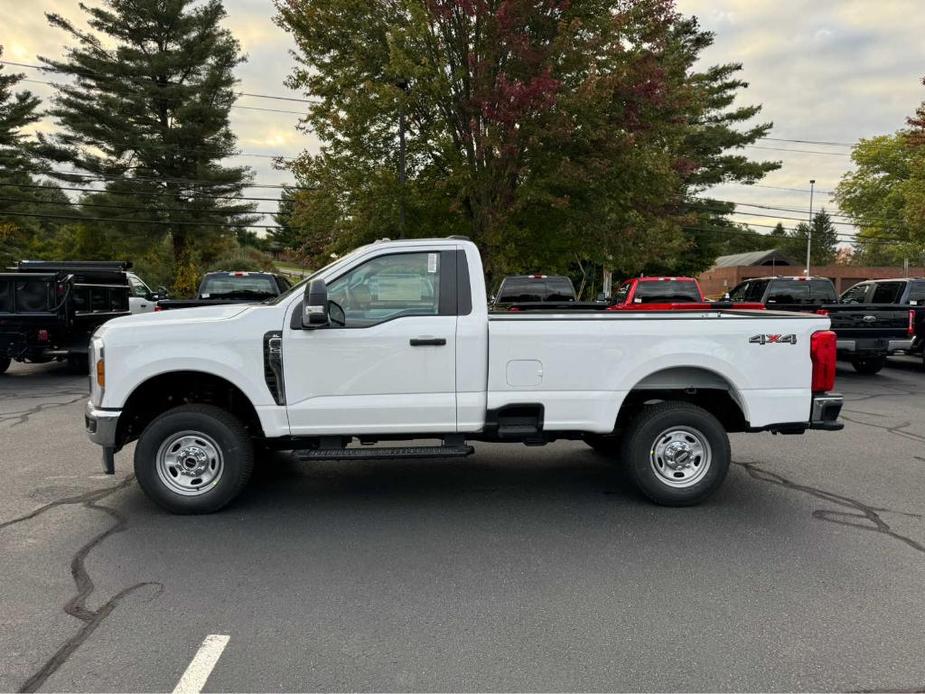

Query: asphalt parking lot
[[0, 359, 923, 693]]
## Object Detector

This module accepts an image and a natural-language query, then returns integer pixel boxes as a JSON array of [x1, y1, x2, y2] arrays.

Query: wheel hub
[[155, 431, 224, 497], [649, 426, 712, 489]]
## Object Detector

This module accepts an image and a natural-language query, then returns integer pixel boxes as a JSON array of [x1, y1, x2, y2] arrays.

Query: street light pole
[[805, 179, 816, 275], [396, 79, 409, 239]]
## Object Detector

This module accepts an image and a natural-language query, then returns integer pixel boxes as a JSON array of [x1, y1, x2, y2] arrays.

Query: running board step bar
[[295, 445, 474, 461]]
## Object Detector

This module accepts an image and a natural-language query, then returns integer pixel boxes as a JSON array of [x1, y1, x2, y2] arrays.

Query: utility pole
[[805, 179, 815, 275], [396, 79, 409, 239]]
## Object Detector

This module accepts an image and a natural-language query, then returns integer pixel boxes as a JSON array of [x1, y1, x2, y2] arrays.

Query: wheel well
[[616, 368, 748, 434], [116, 371, 262, 449]]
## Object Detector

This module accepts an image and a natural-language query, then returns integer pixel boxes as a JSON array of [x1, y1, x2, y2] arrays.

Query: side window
[[128, 276, 149, 298], [728, 282, 749, 302], [545, 277, 575, 301], [871, 282, 903, 304], [612, 282, 631, 304], [908, 282, 925, 304], [840, 283, 870, 304], [327, 252, 441, 327]]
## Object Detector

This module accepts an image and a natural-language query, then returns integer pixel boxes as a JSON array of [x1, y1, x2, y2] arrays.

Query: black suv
[[728, 276, 837, 310]]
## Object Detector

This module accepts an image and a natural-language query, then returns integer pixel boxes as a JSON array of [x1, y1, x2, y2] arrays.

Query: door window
[[128, 276, 150, 298], [840, 283, 870, 304], [870, 282, 903, 304], [810, 280, 837, 303], [327, 252, 441, 327], [908, 282, 925, 304]]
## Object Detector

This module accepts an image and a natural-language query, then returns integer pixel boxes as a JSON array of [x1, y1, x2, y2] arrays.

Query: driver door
[[283, 249, 458, 436]]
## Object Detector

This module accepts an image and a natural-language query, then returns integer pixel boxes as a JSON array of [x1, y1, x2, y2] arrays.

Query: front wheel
[[134, 404, 254, 514], [851, 356, 885, 375], [621, 401, 730, 506]]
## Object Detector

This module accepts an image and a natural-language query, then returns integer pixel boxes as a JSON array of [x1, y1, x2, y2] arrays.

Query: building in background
[[697, 249, 925, 297]]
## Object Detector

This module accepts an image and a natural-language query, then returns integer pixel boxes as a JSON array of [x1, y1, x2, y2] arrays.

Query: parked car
[[608, 277, 764, 311], [126, 272, 169, 314], [0, 260, 133, 373], [728, 276, 915, 374], [491, 274, 576, 309], [155, 271, 292, 310], [85, 237, 842, 514], [840, 278, 925, 368]]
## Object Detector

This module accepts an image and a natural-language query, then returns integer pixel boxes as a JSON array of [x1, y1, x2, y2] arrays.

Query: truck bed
[[486, 308, 828, 433]]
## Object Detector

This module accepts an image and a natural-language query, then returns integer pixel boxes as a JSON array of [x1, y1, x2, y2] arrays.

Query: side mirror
[[152, 286, 170, 301], [302, 278, 330, 328]]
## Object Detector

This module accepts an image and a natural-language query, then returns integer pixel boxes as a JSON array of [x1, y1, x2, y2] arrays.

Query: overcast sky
[[2, 0, 924, 237]]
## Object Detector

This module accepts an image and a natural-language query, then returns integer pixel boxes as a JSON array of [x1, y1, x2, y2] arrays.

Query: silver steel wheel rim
[[155, 430, 224, 497], [649, 425, 712, 489]]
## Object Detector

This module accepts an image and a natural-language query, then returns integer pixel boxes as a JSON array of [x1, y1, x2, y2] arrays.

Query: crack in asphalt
[[1, 477, 163, 693], [840, 413, 925, 445], [735, 462, 925, 555], [0, 395, 88, 428]]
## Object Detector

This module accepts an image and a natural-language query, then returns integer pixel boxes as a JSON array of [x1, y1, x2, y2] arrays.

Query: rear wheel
[[0, 356, 10, 374], [621, 401, 730, 506], [134, 404, 254, 514], [851, 356, 885, 375]]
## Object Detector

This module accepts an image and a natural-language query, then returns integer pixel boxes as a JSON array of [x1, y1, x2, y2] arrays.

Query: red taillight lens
[[815, 309, 829, 316], [37, 329, 49, 343], [811, 330, 836, 393], [154, 305, 163, 312], [908, 309, 915, 337]]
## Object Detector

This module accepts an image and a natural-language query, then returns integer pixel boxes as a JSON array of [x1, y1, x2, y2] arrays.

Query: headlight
[[89, 337, 105, 406]]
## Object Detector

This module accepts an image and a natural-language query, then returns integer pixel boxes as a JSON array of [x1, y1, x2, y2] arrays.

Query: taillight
[[908, 309, 915, 337], [815, 309, 829, 316], [811, 330, 836, 393], [154, 305, 163, 312]]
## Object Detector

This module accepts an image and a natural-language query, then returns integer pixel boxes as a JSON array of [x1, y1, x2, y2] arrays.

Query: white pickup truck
[[85, 237, 843, 513]]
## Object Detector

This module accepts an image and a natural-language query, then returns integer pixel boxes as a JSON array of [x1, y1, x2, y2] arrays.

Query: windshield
[[262, 250, 366, 306], [200, 274, 277, 298]]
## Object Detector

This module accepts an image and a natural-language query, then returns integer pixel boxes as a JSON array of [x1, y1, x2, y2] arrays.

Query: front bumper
[[810, 393, 844, 431], [85, 401, 121, 448]]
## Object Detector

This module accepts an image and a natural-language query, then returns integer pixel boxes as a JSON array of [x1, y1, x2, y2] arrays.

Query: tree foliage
[[835, 81, 925, 266], [274, 0, 777, 280], [40, 0, 256, 280]]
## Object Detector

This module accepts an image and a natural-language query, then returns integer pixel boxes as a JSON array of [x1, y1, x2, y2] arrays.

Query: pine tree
[[40, 0, 255, 273], [790, 210, 839, 266], [0, 47, 42, 173]]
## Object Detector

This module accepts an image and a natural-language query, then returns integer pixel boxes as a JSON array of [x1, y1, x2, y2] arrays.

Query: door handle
[[410, 337, 447, 346]]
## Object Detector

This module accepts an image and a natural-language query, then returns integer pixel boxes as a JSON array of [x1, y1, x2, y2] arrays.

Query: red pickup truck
[[608, 277, 764, 311]]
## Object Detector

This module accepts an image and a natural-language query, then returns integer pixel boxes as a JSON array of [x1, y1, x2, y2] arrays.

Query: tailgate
[[826, 305, 911, 339]]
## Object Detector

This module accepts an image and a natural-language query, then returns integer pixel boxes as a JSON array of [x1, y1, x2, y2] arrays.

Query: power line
[[744, 145, 851, 157], [759, 137, 854, 148], [1, 60, 320, 106], [0, 180, 289, 203], [0, 209, 281, 230]]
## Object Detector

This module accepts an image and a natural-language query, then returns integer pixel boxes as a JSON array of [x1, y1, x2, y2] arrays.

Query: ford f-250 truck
[[85, 238, 843, 514]]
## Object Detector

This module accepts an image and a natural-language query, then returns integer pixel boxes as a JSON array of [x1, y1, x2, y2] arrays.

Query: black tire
[[851, 356, 885, 375], [134, 404, 254, 514], [621, 401, 730, 506], [583, 434, 622, 458], [0, 356, 10, 374]]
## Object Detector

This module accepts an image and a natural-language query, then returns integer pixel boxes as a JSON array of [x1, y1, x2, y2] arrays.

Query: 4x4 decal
[[749, 334, 797, 345]]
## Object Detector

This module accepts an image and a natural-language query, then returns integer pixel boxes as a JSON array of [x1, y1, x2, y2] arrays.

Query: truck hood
[[102, 303, 254, 331]]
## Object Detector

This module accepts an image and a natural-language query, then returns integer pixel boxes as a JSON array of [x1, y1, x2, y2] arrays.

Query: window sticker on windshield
[[201, 293, 210, 298], [427, 253, 438, 273]]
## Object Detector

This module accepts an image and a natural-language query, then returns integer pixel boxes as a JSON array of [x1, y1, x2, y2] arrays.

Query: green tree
[[790, 209, 838, 267], [274, 0, 776, 281], [835, 126, 925, 266], [40, 0, 256, 280]]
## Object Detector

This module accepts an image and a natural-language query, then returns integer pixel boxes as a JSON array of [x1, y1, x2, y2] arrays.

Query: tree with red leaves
[[275, 0, 776, 281]]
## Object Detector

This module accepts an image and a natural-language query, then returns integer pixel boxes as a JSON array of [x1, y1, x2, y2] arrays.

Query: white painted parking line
[[172, 634, 230, 694]]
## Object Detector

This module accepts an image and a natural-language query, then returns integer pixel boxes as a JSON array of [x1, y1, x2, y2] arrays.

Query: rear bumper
[[837, 338, 912, 356], [810, 393, 844, 431]]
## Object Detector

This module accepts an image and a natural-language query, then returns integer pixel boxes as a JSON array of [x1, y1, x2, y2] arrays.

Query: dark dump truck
[[155, 271, 292, 310], [728, 276, 915, 374], [0, 261, 131, 374]]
